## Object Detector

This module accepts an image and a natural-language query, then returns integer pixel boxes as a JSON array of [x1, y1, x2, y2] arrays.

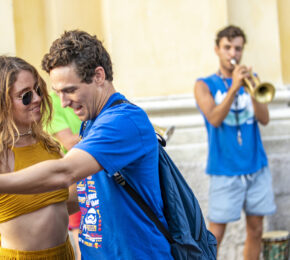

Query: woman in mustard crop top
[[0, 56, 77, 259]]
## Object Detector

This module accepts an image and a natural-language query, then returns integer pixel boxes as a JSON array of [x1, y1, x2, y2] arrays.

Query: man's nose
[[60, 93, 71, 108], [229, 47, 237, 58]]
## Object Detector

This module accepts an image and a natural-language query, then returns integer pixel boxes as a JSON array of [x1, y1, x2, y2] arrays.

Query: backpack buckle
[[113, 172, 126, 186]]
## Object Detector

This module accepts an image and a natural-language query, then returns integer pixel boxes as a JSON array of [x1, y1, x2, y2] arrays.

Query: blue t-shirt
[[197, 74, 268, 176], [74, 93, 173, 260]]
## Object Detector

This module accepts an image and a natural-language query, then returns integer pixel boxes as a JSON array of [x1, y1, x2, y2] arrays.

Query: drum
[[262, 230, 290, 260]]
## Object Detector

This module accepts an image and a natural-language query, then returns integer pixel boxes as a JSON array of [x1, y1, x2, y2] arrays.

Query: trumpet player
[[194, 25, 276, 259]]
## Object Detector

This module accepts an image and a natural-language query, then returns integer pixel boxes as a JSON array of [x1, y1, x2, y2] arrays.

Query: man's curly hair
[[42, 30, 113, 83], [215, 25, 246, 46]]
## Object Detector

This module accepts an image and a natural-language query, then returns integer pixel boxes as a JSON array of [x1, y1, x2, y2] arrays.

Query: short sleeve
[[74, 112, 146, 176]]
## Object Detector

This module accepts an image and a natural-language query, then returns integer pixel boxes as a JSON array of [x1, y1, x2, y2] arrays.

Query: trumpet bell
[[230, 58, 275, 104], [253, 82, 275, 104]]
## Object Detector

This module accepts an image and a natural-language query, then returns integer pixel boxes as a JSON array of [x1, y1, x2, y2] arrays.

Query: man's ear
[[214, 45, 219, 55], [93, 66, 106, 84]]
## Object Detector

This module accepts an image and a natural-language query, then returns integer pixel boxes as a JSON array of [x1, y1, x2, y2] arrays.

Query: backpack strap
[[113, 172, 174, 244], [110, 99, 133, 107], [110, 99, 174, 244]]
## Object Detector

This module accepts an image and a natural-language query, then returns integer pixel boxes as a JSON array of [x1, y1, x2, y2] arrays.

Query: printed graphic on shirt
[[215, 90, 254, 126], [77, 176, 102, 249]]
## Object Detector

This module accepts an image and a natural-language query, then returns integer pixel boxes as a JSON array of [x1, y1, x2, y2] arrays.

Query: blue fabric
[[158, 143, 217, 259], [74, 93, 172, 260], [197, 74, 268, 176], [208, 166, 276, 223]]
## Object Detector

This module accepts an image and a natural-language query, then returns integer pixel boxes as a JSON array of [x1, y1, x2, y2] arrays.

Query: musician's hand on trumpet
[[231, 62, 251, 93], [230, 58, 275, 103]]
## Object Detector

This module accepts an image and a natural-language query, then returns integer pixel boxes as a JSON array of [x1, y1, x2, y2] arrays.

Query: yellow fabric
[[0, 237, 74, 260], [0, 142, 68, 223]]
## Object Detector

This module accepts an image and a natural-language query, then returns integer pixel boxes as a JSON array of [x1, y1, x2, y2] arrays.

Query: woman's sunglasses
[[20, 86, 42, 106]]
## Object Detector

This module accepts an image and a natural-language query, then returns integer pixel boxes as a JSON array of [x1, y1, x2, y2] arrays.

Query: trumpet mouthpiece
[[230, 59, 237, 65]]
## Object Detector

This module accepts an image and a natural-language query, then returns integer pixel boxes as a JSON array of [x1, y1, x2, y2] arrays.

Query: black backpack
[[112, 100, 217, 259]]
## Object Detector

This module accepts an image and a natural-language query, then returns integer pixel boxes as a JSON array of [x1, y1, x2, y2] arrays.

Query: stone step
[[147, 108, 290, 134], [161, 119, 290, 146], [134, 91, 290, 116], [166, 127, 207, 145], [165, 135, 290, 163], [259, 119, 290, 136]]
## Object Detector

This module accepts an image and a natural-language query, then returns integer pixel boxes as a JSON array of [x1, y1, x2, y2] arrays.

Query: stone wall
[[134, 90, 290, 259]]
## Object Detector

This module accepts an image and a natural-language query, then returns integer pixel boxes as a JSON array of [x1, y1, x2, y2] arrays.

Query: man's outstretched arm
[[0, 148, 103, 194]]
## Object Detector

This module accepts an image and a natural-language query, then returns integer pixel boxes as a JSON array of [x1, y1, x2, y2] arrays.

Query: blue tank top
[[198, 73, 268, 176]]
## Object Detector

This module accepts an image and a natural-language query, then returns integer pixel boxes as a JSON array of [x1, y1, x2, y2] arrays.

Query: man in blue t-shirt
[[194, 25, 276, 258], [0, 30, 173, 260]]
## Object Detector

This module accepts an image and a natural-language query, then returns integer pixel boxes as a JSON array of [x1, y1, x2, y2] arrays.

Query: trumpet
[[153, 124, 175, 142], [230, 59, 275, 103]]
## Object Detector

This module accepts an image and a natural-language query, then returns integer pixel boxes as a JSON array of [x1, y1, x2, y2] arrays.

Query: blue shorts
[[208, 166, 276, 223]]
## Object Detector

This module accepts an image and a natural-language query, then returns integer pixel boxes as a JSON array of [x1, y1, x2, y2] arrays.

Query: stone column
[[0, 0, 16, 55]]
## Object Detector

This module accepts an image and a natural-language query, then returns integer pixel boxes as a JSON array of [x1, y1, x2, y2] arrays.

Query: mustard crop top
[[0, 142, 68, 223]]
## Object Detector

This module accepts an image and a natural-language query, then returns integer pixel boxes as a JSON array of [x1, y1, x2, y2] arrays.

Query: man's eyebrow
[[52, 86, 77, 93]]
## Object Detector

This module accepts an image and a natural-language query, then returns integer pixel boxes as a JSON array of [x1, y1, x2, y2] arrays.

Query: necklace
[[14, 129, 32, 137], [217, 71, 243, 146]]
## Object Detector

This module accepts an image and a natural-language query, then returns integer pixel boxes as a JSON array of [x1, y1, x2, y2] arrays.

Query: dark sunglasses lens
[[36, 86, 42, 97], [22, 91, 33, 105]]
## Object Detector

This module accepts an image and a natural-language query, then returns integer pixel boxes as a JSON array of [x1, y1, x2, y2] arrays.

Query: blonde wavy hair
[[0, 56, 60, 170]]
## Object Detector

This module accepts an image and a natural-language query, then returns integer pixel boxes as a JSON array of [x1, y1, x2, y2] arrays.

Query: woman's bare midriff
[[0, 201, 69, 251]]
